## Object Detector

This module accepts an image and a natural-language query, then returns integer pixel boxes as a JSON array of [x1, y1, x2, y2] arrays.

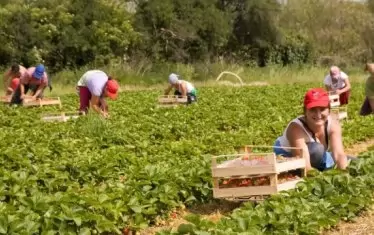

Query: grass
[[0, 62, 370, 97]]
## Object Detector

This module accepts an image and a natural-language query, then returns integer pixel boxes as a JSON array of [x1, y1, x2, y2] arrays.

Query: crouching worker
[[3, 63, 26, 95], [77, 70, 119, 118], [273, 88, 355, 172], [324, 66, 351, 105], [164, 73, 197, 104], [10, 64, 49, 104]]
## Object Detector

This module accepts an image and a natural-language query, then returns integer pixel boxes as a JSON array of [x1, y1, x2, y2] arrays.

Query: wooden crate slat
[[212, 165, 275, 177], [276, 159, 306, 173], [339, 112, 347, 120], [330, 101, 340, 107], [158, 95, 188, 105], [276, 179, 304, 191], [213, 186, 278, 198], [23, 97, 62, 107], [0, 96, 11, 103]]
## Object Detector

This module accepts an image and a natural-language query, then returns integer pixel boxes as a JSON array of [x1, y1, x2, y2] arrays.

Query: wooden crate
[[157, 95, 188, 108], [41, 112, 80, 122], [331, 106, 348, 121], [329, 93, 340, 108], [0, 96, 11, 103], [23, 97, 62, 108], [0, 95, 33, 104], [211, 145, 306, 201]]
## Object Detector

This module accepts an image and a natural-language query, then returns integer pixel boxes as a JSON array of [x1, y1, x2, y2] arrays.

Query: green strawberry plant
[[0, 83, 372, 234]]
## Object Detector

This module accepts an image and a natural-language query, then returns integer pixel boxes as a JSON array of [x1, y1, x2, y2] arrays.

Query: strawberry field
[[0, 83, 374, 234]]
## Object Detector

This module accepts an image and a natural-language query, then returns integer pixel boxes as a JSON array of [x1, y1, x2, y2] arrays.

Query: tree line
[[1, 0, 374, 73]]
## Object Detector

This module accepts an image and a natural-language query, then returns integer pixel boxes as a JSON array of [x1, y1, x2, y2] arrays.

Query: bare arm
[[179, 82, 187, 96], [32, 84, 46, 99], [339, 78, 351, 93], [286, 123, 312, 171], [329, 120, 348, 169], [20, 84, 25, 98], [90, 95, 108, 117], [164, 85, 172, 95]]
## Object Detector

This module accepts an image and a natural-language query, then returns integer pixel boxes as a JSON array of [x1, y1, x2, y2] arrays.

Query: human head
[[33, 64, 45, 80], [168, 73, 179, 85], [303, 88, 330, 126], [105, 78, 119, 100], [329, 66, 340, 80], [10, 64, 20, 76]]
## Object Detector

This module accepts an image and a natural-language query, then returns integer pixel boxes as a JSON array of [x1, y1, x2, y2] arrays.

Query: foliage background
[[1, 0, 374, 84]]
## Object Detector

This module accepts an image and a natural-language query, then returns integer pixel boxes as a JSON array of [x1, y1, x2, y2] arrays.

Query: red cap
[[10, 77, 20, 90], [105, 79, 119, 100], [304, 88, 329, 109]]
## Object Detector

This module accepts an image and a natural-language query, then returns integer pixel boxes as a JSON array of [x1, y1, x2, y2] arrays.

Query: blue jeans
[[273, 140, 335, 171]]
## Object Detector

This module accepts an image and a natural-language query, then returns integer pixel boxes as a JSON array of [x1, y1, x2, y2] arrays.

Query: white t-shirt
[[177, 80, 195, 93], [323, 71, 348, 91], [77, 70, 108, 96]]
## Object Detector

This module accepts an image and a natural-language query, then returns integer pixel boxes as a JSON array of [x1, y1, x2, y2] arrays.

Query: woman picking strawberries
[[76, 70, 120, 118], [273, 88, 354, 172]]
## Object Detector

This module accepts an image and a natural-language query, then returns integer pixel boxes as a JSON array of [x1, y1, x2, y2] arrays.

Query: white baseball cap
[[168, 73, 179, 84]]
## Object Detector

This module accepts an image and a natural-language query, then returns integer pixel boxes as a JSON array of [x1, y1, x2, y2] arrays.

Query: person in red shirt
[[3, 64, 27, 93], [6, 77, 20, 96], [10, 64, 49, 104]]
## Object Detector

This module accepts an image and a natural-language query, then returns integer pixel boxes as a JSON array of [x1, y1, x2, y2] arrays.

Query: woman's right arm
[[286, 123, 313, 171]]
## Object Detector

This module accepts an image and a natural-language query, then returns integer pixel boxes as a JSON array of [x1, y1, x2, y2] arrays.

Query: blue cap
[[33, 64, 45, 80]]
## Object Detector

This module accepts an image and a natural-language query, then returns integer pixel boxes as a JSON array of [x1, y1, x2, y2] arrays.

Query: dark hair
[[108, 76, 113, 80], [10, 64, 20, 74]]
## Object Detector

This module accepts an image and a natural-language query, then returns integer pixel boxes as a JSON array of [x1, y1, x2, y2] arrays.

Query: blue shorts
[[273, 139, 335, 170]]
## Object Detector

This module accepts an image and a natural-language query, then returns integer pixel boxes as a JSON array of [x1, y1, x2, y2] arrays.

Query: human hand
[[102, 112, 110, 119]]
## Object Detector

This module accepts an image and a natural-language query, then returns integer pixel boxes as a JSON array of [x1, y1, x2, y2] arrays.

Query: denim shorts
[[273, 139, 335, 170]]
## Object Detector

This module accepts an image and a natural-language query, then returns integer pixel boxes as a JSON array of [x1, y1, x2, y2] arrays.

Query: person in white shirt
[[164, 73, 197, 104], [323, 66, 351, 105], [76, 70, 119, 118]]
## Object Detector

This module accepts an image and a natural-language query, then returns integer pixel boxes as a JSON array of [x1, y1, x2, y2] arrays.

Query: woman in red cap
[[76, 70, 119, 118], [273, 88, 352, 172]]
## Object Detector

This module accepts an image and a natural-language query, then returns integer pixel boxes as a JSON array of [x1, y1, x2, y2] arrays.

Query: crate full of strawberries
[[211, 145, 306, 201]]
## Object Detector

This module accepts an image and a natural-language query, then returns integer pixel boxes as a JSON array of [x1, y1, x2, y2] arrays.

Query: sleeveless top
[[177, 80, 195, 94], [276, 115, 332, 152]]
